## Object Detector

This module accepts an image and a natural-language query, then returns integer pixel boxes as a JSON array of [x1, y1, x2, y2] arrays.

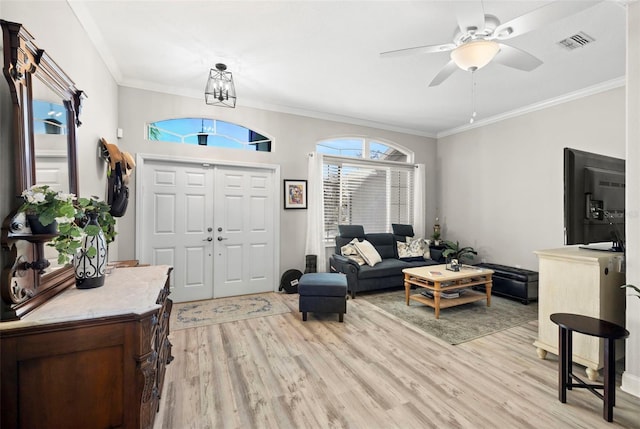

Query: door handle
[[217, 236, 228, 241], [203, 237, 213, 242]]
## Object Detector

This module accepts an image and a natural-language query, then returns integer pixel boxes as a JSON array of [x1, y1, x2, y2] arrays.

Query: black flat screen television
[[564, 148, 625, 252]]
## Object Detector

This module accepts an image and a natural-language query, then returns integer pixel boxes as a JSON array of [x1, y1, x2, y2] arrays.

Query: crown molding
[[117, 79, 438, 138], [437, 77, 626, 139]]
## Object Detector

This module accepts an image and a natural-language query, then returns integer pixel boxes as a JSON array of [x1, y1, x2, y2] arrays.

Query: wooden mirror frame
[[1, 20, 85, 320]]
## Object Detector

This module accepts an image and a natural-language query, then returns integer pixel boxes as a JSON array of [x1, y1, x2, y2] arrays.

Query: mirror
[[33, 80, 71, 274], [1, 20, 84, 320]]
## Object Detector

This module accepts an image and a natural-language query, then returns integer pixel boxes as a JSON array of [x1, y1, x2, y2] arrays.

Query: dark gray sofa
[[328, 225, 442, 298]]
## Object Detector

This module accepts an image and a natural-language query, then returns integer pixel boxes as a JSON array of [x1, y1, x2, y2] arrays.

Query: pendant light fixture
[[197, 119, 208, 146], [205, 63, 236, 108]]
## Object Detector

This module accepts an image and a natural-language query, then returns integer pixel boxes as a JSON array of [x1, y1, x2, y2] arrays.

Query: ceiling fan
[[381, 1, 599, 87]]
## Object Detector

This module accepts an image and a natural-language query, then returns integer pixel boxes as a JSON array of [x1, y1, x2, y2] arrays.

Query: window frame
[[147, 117, 272, 151], [317, 137, 413, 163], [318, 137, 416, 243]]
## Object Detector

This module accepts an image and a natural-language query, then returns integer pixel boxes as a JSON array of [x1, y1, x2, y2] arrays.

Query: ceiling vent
[[557, 32, 595, 50]]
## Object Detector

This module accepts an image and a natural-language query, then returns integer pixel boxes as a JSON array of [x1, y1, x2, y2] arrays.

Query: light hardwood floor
[[155, 293, 639, 429]]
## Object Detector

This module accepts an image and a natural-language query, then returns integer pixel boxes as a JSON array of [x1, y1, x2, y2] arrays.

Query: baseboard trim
[[621, 371, 640, 398]]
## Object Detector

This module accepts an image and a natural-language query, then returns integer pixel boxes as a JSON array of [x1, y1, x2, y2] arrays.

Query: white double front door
[[138, 159, 277, 302]]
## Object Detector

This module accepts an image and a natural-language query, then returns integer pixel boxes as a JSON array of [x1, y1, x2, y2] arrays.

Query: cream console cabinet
[[533, 247, 625, 380], [0, 265, 173, 429]]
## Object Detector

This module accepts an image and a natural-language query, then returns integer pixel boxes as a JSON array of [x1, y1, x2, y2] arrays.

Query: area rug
[[360, 288, 537, 345], [171, 293, 291, 330]]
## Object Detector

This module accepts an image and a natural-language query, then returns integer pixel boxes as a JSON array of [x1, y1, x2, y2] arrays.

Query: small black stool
[[550, 313, 629, 422]]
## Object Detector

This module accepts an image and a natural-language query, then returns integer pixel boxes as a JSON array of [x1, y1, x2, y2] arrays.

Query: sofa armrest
[[329, 254, 359, 273], [329, 254, 360, 296]]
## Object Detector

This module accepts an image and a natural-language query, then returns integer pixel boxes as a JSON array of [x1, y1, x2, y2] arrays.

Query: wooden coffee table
[[403, 264, 494, 319]]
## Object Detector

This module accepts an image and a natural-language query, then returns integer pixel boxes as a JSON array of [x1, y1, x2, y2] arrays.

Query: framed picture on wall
[[284, 179, 307, 209]]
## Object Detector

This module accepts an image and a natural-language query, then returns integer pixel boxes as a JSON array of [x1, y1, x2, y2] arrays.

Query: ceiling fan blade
[[494, 1, 600, 40], [493, 43, 543, 71], [455, 1, 485, 34], [428, 60, 459, 87], [380, 43, 456, 58]]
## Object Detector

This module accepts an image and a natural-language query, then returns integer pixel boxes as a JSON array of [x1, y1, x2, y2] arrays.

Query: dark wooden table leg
[[567, 329, 573, 391], [603, 338, 616, 422], [559, 326, 569, 403]]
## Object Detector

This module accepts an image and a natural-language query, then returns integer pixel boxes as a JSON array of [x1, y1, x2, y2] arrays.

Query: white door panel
[[139, 159, 276, 302], [214, 167, 275, 298], [141, 161, 214, 302]]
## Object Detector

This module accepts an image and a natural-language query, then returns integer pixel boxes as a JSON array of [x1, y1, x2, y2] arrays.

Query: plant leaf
[[84, 225, 101, 236]]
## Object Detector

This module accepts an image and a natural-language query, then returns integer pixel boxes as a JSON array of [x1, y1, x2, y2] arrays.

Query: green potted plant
[[49, 196, 116, 265], [19, 185, 77, 234], [77, 197, 117, 244], [442, 240, 477, 264]]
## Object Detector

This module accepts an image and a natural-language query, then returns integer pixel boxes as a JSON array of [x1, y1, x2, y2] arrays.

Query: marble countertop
[[0, 265, 172, 331]]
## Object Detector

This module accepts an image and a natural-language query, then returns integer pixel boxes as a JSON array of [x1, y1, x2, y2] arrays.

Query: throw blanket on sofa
[[340, 238, 365, 265], [341, 238, 385, 266]]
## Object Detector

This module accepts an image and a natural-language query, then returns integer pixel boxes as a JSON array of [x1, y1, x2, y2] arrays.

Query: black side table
[[550, 313, 629, 422]]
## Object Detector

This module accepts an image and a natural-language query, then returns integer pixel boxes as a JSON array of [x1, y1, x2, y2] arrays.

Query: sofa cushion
[[429, 247, 445, 263], [338, 224, 365, 239], [403, 259, 439, 268], [365, 233, 397, 259], [298, 273, 348, 296], [392, 223, 414, 242], [353, 239, 382, 266], [357, 258, 410, 279]]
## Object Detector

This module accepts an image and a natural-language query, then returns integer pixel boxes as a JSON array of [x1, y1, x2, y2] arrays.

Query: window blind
[[323, 156, 415, 240]]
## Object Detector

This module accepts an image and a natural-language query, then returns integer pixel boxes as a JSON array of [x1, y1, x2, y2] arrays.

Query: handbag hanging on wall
[[108, 162, 129, 217]]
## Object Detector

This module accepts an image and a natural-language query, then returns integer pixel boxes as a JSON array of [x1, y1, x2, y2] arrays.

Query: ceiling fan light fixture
[[450, 40, 500, 71]]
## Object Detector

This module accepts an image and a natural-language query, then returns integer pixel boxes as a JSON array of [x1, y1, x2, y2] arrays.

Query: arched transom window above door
[[147, 118, 272, 152]]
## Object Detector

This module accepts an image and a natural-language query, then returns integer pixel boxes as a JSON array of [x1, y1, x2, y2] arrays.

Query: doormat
[[360, 288, 538, 345], [171, 292, 291, 330]]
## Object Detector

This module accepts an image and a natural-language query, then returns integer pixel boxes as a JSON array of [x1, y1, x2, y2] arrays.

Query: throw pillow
[[341, 238, 365, 265], [404, 237, 431, 259], [353, 239, 382, 266], [406, 237, 426, 256], [397, 240, 410, 258], [423, 246, 431, 260]]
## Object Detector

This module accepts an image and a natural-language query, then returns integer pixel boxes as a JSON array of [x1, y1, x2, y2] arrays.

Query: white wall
[[622, 0, 640, 399], [0, 2, 119, 265], [116, 86, 437, 274], [437, 87, 625, 270], [2, 1, 119, 202]]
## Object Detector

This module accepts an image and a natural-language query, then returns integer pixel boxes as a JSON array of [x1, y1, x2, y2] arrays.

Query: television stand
[[533, 247, 626, 381], [578, 243, 624, 253]]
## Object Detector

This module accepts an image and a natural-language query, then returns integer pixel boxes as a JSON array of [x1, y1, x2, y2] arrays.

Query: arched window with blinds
[[317, 138, 415, 240]]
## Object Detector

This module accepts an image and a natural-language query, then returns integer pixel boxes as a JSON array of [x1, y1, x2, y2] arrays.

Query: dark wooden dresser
[[0, 265, 174, 429]]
